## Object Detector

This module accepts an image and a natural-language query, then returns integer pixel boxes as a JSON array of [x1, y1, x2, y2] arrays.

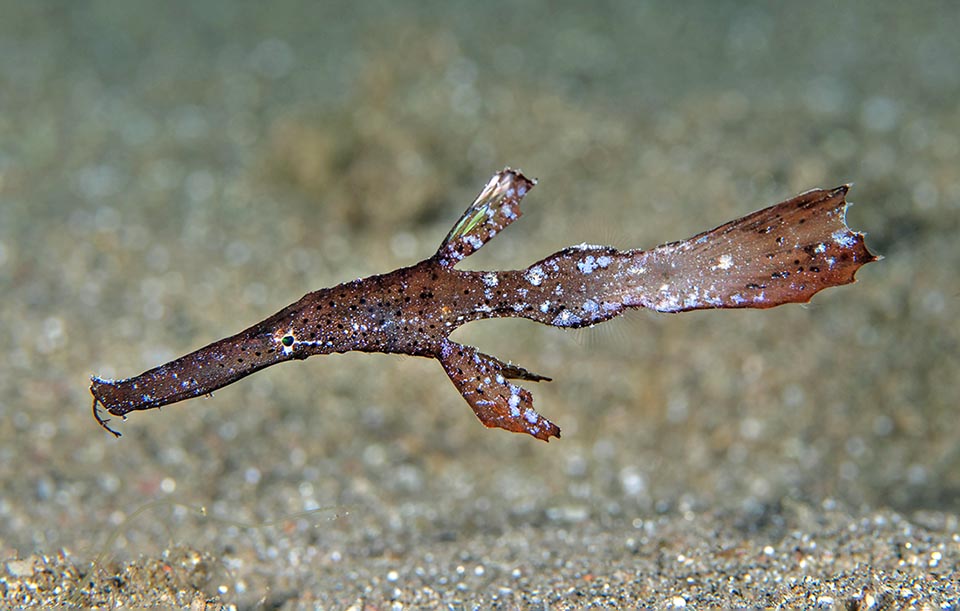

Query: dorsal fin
[[434, 168, 536, 267]]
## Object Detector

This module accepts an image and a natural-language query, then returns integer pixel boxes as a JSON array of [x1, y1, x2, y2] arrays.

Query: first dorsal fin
[[434, 168, 536, 267]]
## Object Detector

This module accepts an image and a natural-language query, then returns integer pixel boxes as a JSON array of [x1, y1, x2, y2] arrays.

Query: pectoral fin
[[437, 340, 559, 441], [435, 168, 536, 266]]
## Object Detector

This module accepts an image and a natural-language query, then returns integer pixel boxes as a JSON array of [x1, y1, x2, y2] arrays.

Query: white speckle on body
[[655, 293, 682, 312], [832, 229, 857, 248], [508, 391, 521, 417], [524, 266, 545, 286], [713, 254, 733, 270], [523, 408, 538, 424], [540, 301, 551, 313], [577, 256, 598, 274], [483, 272, 499, 287], [552, 309, 583, 327]]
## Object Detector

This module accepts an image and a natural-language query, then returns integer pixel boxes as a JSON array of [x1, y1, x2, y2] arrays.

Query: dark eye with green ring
[[281, 335, 295, 347]]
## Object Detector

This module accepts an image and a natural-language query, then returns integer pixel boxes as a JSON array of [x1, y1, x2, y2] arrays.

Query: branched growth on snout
[[92, 168, 877, 440]]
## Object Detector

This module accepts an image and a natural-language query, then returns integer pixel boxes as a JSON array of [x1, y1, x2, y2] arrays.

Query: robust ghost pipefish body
[[91, 168, 877, 440]]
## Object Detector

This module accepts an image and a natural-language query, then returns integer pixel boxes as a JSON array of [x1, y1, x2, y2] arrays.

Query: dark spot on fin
[[434, 168, 536, 266], [437, 339, 560, 441]]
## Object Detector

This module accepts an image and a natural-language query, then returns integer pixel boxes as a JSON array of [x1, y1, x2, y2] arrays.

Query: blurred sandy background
[[0, 1, 957, 608]]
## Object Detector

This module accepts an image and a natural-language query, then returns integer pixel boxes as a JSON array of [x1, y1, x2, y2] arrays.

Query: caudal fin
[[620, 186, 878, 312]]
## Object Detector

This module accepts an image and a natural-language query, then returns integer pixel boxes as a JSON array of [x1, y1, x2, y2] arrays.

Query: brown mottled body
[[92, 169, 877, 440]]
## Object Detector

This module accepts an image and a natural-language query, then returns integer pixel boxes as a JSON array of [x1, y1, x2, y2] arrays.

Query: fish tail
[[617, 186, 878, 312]]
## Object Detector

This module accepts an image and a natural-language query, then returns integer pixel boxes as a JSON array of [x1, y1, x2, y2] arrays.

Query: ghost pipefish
[[91, 168, 877, 441]]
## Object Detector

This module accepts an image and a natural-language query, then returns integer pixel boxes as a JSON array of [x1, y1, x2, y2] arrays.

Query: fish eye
[[281, 335, 295, 347]]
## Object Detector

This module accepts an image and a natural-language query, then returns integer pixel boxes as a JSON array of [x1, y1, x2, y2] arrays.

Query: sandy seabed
[[1, 2, 957, 608]]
